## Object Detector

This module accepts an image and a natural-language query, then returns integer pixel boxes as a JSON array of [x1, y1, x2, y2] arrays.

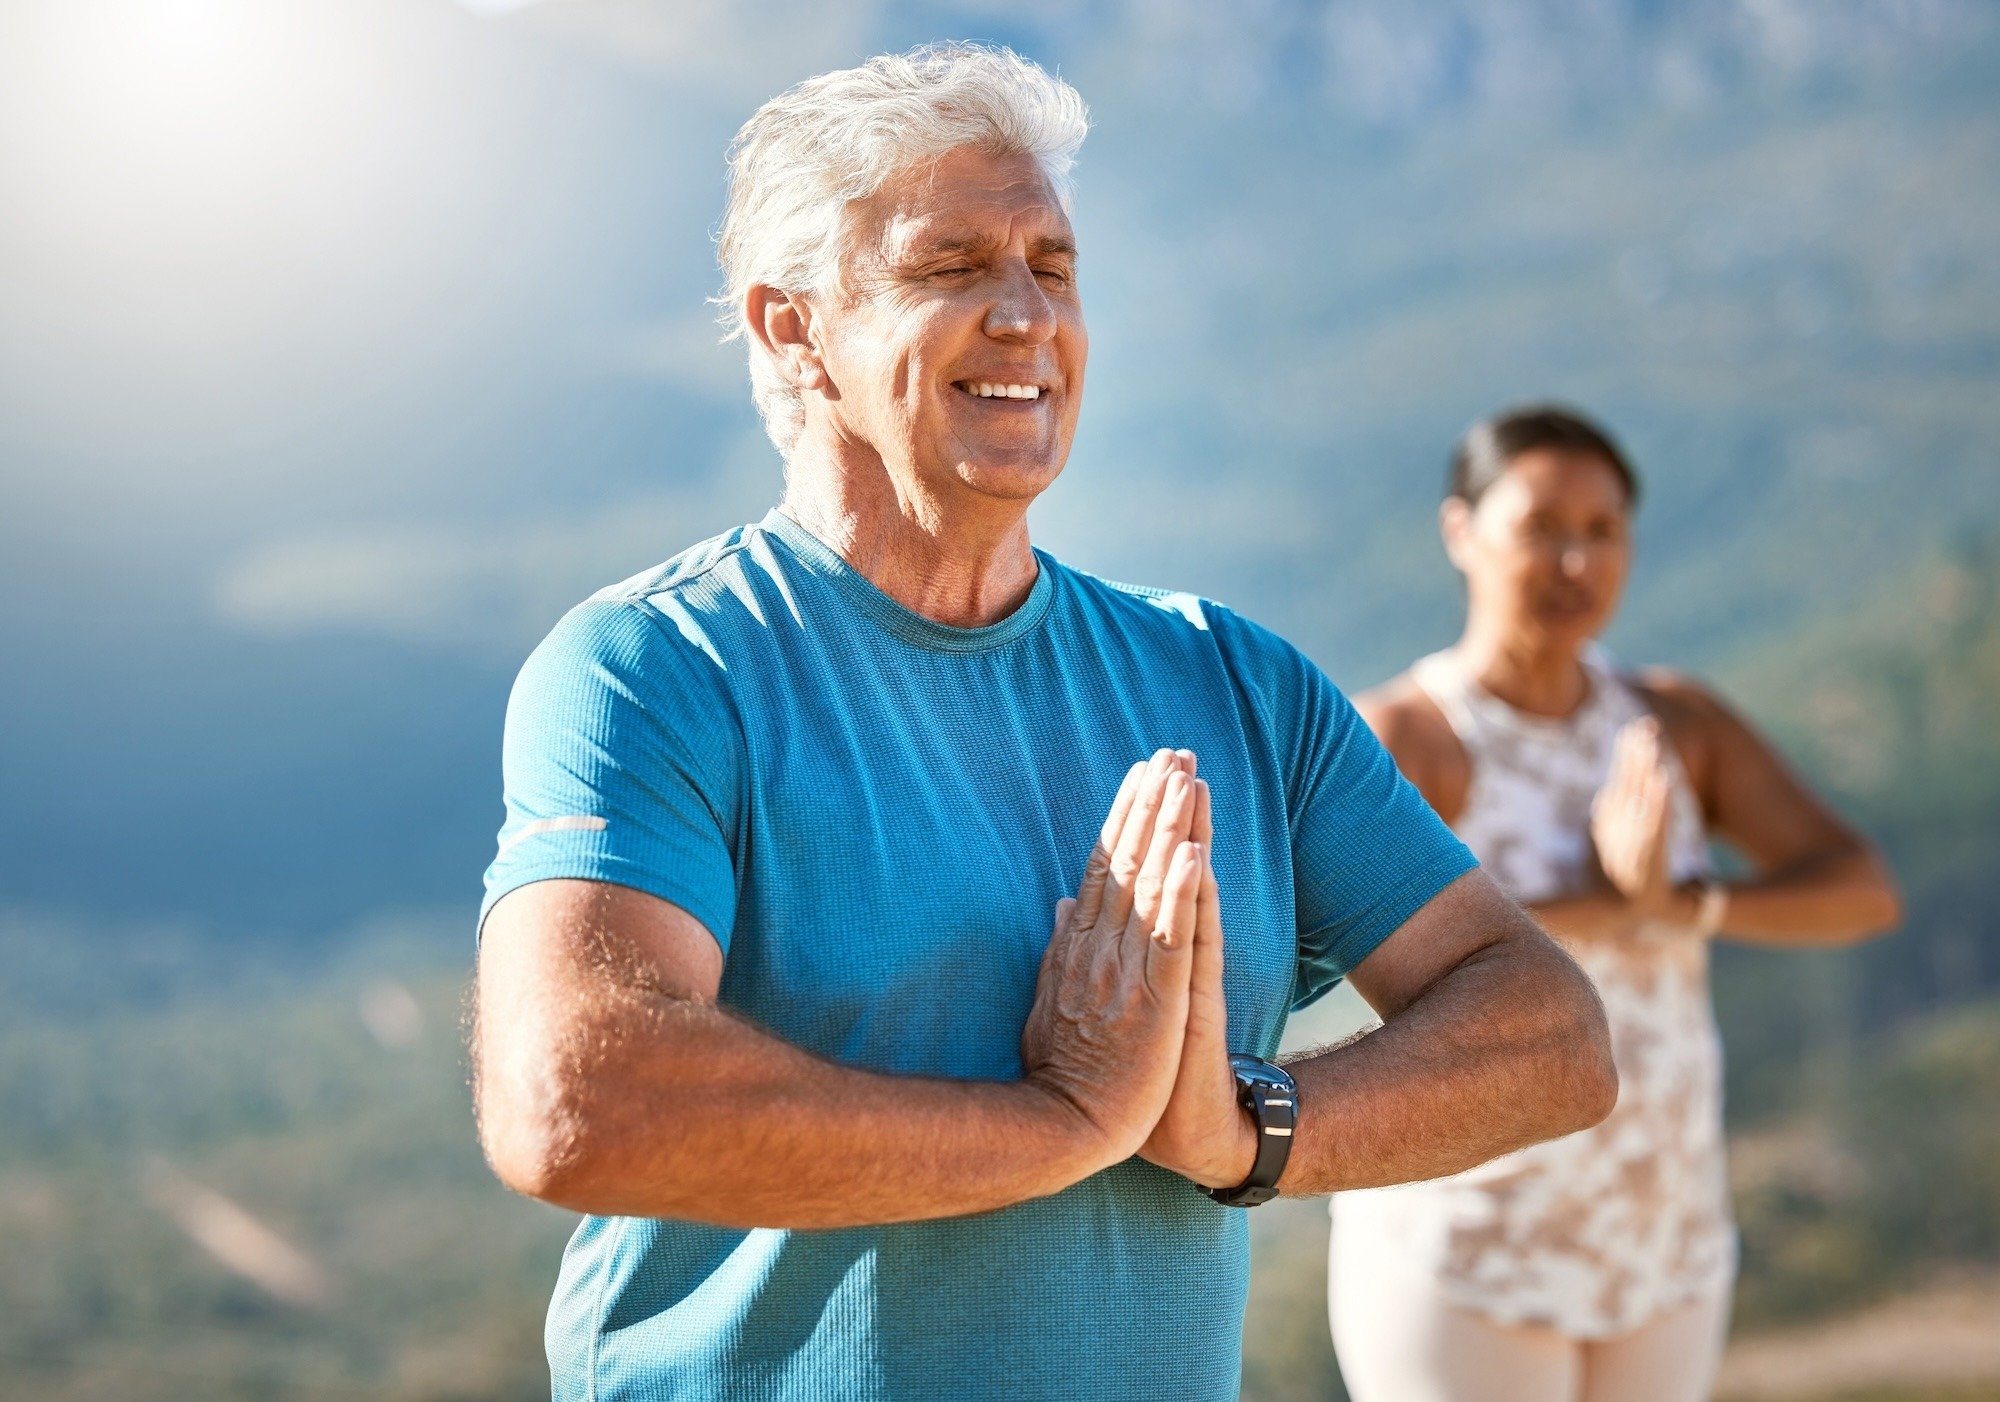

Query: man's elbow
[[481, 1101, 573, 1204], [476, 1064, 610, 1210], [1570, 1044, 1620, 1136], [1555, 981, 1618, 1134]]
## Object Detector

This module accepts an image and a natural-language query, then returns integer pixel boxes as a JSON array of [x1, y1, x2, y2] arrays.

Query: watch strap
[[1203, 1054, 1296, 1207]]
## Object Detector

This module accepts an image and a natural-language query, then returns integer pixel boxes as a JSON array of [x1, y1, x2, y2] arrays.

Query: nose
[[1558, 539, 1590, 577], [983, 259, 1057, 345]]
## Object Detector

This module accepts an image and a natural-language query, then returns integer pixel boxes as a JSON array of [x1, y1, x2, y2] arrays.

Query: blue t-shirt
[[483, 508, 1475, 1402]]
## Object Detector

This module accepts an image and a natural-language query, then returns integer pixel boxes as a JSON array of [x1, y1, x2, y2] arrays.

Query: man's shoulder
[[587, 521, 764, 611], [523, 521, 775, 687], [1050, 556, 1249, 642], [1050, 557, 1313, 671]]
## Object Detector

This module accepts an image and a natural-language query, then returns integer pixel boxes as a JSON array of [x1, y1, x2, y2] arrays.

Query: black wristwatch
[[1202, 1054, 1297, 1207]]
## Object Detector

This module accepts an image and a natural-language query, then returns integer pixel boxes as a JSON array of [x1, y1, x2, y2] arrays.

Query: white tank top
[[1330, 647, 1737, 1337]]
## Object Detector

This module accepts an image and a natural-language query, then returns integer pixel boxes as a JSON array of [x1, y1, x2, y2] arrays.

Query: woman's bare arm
[[1640, 669, 1902, 946], [1277, 869, 1618, 1194]]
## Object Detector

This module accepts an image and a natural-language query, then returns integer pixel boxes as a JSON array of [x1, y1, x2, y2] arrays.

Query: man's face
[[807, 145, 1086, 504]]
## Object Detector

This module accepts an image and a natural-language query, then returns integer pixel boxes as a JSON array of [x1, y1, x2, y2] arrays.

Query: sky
[[1, 0, 1995, 940]]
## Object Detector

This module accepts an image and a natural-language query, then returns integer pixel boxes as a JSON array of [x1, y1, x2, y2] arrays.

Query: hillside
[[0, 920, 566, 1401], [3, 534, 1995, 1402], [4, 536, 1996, 1399], [4, 924, 1994, 1400], [1707, 531, 2000, 1121]]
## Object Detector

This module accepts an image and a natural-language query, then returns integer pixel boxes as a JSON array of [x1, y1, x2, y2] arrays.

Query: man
[[474, 43, 1616, 1402]]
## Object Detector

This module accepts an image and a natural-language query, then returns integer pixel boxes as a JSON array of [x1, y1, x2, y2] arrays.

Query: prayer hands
[[1590, 717, 1677, 921], [1020, 750, 1205, 1166], [1136, 752, 1258, 1189], [1024, 750, 1257, 1192]]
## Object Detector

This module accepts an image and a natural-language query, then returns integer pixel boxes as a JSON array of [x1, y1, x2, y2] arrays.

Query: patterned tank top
[[1329, 647, 1737, 1337]]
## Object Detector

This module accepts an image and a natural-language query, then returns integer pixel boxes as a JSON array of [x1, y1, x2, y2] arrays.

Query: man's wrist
[[1009, 1077, 1128, 1189], [1224, 1104, 1260, 1187], [1184, 1106, 1261, 1190]]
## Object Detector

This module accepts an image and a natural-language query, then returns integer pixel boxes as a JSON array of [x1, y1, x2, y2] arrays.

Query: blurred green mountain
[[3, 926, 1993, 1399], [1711, 529, 2000, 1120], [5, 537, 1999, 1398], [0, 925, 567, 1402], [1731, 999, 2000, 1330]]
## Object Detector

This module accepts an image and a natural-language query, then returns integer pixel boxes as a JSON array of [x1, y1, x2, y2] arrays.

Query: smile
[[953, 381, 1044, 401]]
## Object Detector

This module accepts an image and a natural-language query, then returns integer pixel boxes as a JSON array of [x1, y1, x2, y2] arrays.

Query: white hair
[[715, 42, 1090, 456]]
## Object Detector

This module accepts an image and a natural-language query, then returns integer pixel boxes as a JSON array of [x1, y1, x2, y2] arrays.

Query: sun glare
[[0, 0, 480, 455], [23, 0, 374, 234]]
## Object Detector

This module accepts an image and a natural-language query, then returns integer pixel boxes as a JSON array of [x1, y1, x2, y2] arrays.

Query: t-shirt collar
[[758, 507, 1055, 653]]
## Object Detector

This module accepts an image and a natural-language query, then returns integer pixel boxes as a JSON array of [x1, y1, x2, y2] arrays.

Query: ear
[[745, 284, 832, 394], [1439, 497, 1474, 573]]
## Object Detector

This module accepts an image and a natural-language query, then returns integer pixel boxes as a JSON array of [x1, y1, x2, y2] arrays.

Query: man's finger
[[1024, 896, 1080, 1058], [1073, 762, 1143, 930], [1100, 750, 1177, 931], [1130, 769, 1195, 936], [1193, 825, 1224, 969], [1034, 896, 1077, 990], [1145, 842, 1203, 988]]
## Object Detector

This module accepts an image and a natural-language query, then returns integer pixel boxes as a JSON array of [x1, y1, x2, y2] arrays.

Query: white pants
[[1328, 1241, 1731, 1402]]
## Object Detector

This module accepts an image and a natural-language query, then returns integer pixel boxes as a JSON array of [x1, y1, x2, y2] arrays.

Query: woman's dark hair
[[1447, 403, 1641, 508]]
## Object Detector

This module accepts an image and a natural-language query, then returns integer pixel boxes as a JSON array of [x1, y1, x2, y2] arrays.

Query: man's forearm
[[1275, 927, 1615, 1195], [479, 990, 1105, 1229]]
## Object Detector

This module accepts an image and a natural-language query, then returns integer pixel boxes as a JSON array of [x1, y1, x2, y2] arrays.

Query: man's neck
[[777, 446, 1040, 629]]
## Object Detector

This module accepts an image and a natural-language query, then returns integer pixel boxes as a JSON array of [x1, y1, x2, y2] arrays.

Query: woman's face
[[1442, 447, 1633, 650]]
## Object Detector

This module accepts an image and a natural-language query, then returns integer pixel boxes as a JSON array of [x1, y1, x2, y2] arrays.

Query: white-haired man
[[475, 43, 1616, 1401]]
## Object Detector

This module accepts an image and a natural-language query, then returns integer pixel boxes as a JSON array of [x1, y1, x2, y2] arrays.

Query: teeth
[[964, 382, 1041, 400]]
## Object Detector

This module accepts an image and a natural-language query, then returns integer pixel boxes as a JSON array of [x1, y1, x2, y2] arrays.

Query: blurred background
[[1, 1, 1996, 1398]]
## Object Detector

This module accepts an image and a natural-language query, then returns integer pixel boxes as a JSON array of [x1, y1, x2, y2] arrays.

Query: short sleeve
[[1286, 665, 1476, 1007], [1210, 609, 1477, 1011], [479, 597, 743, 950]]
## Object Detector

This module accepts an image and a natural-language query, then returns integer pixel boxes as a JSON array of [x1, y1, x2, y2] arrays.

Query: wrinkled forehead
[[856, 147, 1077, 266]]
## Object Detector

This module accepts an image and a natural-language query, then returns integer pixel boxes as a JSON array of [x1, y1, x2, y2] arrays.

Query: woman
[[1328, 405, 1901, 1402]]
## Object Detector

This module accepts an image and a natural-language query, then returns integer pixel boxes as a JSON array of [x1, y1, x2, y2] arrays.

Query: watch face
[[1228, 1052, 1296, 1093]]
